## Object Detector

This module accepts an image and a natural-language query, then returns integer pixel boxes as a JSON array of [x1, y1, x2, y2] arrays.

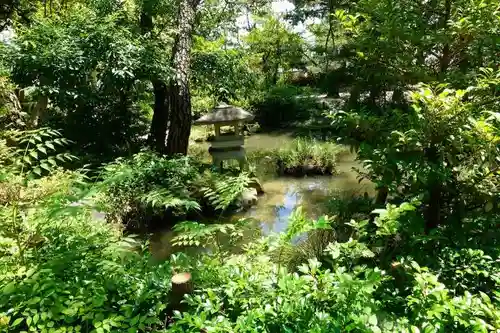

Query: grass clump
[[249, 137, 347, 176]]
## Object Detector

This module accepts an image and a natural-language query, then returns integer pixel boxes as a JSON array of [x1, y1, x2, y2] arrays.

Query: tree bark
[[424, 145, 442, 232], [348, 85, 361, 106], [439, 0, 452, 74], [165, 0, 200, 155], [425, 184, 442, 233], [148, 80, 169, 153], [375, 186, 388, 205], [140, 5, 169, 154]]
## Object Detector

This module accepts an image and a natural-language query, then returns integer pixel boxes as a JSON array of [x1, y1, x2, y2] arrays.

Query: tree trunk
[[368, 86, 381, 108], [348, 85, 361, 106], [439, 0, 452, 75], [425, 184, 442, 233], [424, 145, 442, 232], [165, 0, 200, 155], [140, 5, 169, 154], [148, 80, 169, 153], [375, 186, 388, 205]]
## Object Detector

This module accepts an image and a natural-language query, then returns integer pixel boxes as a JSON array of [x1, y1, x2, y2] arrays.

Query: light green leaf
[[12, 317, 24, 326]]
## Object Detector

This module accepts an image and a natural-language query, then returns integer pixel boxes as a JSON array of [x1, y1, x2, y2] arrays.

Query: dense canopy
[[1, 0, 500, 332]]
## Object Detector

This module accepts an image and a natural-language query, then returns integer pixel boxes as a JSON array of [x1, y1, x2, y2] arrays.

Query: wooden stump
[[168, 272, 193, 313]]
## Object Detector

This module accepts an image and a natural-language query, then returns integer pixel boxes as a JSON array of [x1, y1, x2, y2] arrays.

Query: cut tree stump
[[168, 272, 193, 312]]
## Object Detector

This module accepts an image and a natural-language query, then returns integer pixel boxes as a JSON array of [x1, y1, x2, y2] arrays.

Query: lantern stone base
[[209, 146, 247, 170]]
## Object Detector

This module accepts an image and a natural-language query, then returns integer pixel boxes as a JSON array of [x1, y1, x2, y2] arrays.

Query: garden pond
[[150, 132, 374, 260]]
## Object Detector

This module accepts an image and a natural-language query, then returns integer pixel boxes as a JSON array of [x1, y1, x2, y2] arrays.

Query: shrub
[[252, 85, 324, 128], [0, 135, 172, 333], [168, 203, 500, 333], [0, 213, 172, 333], [10, 9, 152, 167], [98, 152, 203, 229], [98, 151, 255, 230]]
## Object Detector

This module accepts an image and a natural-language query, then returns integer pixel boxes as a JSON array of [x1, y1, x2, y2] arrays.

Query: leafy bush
[[98, 151, 255, 229], [1, 138, 499, 333], [328, 107, 388, 147], [252, 85, 325, 128], [0, 133, 172, 333], [167, 203, 500, 333], [98, 152, 202, 229], [355, 79, 500, 231], [0, 214, 172, 333], [9, 8, 152, 166]]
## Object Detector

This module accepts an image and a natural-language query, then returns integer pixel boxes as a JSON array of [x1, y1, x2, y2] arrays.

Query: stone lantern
[[193, 103, 254, 170]]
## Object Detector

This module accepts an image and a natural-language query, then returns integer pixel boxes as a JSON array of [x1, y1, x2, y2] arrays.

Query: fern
[[139, 188, 200, 213], [171, 221, 243, 249], [5, 127, 74, 177], [97, 152, 204, 226], [0, 127, 82, 264], [202, 172, 255, 211]]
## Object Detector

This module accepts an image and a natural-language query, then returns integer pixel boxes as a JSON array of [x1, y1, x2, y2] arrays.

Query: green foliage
[[201, 171, 255, 211], [356, 78, 500, 229], [0, 76, 24, 128], [191, 37, 257, 114], [1, 128, 499, 332], [171, 255, 387, 332], [252, 85, 324, 128], [5, 127, 75, 177], [98, 152, 202, 228], [9, 5, 156, 166], [328, 107, 388, 146], [0, 129, 172, 333], [169, 209, 389, 333], [2, 0, 500, 332], [172, 221, 244, 251], [307, 0, 500, 105], [435, 248, 500, 295], [0, 127, 78, 265], [98, 151, 255, 229], [167, 203, 500, 332], [0, 215, 172, 333], [322, 191, 374, 224], [245, 16, 305, 86]]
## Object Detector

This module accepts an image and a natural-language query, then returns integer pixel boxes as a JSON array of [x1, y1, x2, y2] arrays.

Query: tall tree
[[165, 0, 201, 155], [245, 16, 305, 85], [140, 0, 176, 154]]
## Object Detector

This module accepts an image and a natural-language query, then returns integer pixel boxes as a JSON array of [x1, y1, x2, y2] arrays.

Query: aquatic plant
[[248, 137, 347, 176]]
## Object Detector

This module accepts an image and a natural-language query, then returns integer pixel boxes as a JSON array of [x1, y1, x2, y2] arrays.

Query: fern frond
[[5, 127, 75, 177], [203, 172, 255, 211], [139, 188, 200, 212]]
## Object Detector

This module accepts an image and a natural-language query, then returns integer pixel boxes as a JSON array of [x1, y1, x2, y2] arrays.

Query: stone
[[248, 178, 264, 195], [239, 188, 258, 207], [193, 104, 254, 125]]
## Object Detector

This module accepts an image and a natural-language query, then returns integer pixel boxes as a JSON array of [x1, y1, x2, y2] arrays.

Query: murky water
[[235, 150, 374, 234], [151, 132, 374, 260]]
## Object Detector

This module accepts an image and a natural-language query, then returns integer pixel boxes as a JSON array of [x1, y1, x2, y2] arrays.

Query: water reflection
[[152, 133, 374, 260], [239, 173, 373, 235]]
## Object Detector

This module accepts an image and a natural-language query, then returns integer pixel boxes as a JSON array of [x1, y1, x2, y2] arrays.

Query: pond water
[[150, 132, 374, 260], [236, 153, 374, 235]]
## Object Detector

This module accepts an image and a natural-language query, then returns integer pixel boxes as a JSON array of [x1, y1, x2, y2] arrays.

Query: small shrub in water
[[248, 137, 346, 176]]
